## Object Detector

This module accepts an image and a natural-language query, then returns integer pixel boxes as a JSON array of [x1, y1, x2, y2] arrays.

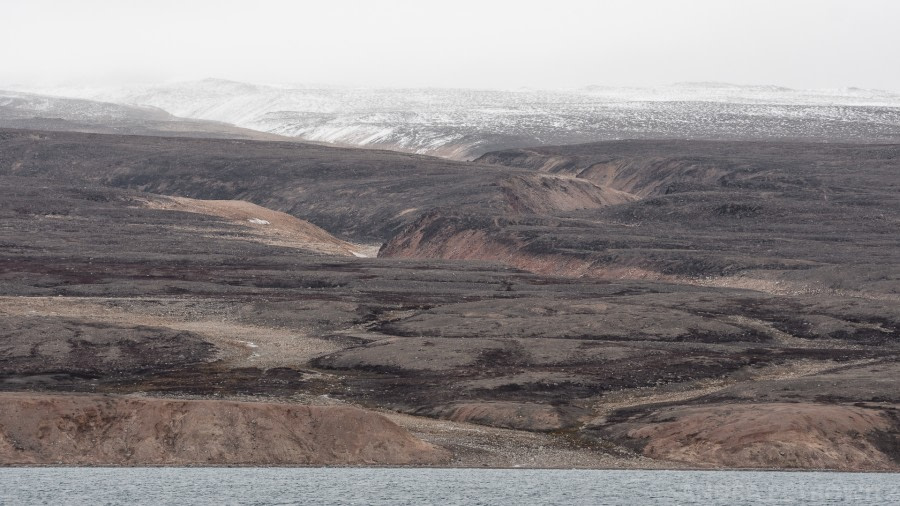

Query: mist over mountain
[[0, 88, 296, 141], [3, 79, 900, 471], [5, 0, 900, 490], [12, 79, 900, 159]]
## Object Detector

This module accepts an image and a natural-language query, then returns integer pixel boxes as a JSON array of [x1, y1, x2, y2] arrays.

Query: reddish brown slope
[[0, 393, 449, 466], [592, 402, 900, 471]]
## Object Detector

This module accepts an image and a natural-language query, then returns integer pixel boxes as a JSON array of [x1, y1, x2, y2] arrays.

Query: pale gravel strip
[[0, 296, 343, 368], [381, 411, 676, 469]]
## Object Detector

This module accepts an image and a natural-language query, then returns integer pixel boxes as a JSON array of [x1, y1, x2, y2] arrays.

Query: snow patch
[[11, 80, 900, 158], [248, 218, 270, 225], [350, 244, 381, 258]]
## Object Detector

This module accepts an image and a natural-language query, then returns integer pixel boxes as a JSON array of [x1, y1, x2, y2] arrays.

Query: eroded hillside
[[384, 141, 900, 299], [1, 131, 899, 469]]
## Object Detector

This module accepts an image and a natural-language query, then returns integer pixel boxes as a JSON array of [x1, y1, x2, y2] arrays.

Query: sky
[[2, 0, 899, 91]]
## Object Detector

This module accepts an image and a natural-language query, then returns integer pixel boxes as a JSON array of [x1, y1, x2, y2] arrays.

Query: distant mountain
[[9, 80, 900, 159], [580, 81, 900, 106], [0, 89, 294, 141], [0, 90, 170, 122]]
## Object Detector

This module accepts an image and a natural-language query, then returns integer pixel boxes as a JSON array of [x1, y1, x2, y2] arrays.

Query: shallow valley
[[0, 130, 898, 469]]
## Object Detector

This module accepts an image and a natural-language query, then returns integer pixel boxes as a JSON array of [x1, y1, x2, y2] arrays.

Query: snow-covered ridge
[[8, 79, 900, 159], [0, 90, 173, 123], [578, 81, 900, 107]]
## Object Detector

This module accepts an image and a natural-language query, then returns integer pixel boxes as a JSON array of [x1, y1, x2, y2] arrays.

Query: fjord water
[[1, 468, 898, 505]]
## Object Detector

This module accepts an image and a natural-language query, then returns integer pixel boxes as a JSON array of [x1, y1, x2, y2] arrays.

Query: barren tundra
[[0, 129, 898, 469]]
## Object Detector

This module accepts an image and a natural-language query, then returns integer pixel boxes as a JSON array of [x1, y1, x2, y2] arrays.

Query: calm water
[[0, 468, 898, 505]]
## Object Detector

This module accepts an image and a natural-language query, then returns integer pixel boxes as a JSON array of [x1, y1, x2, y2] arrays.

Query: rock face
[[0, 394, 449, 466]]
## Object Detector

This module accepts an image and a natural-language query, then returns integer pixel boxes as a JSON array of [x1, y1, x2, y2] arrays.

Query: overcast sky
[[3, 0, 899, 91]]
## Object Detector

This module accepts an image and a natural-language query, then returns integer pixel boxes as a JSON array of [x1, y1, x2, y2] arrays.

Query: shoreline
[[2, 464, 899, 473]]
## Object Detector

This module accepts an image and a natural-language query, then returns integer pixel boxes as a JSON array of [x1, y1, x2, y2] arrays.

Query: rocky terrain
[[0, 129, 597, 241], [0, 129, 898, 469], [391, 141, 900, 298]]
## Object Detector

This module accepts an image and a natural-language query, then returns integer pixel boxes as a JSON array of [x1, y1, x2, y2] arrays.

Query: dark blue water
[[0, 468, 898, 505]]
